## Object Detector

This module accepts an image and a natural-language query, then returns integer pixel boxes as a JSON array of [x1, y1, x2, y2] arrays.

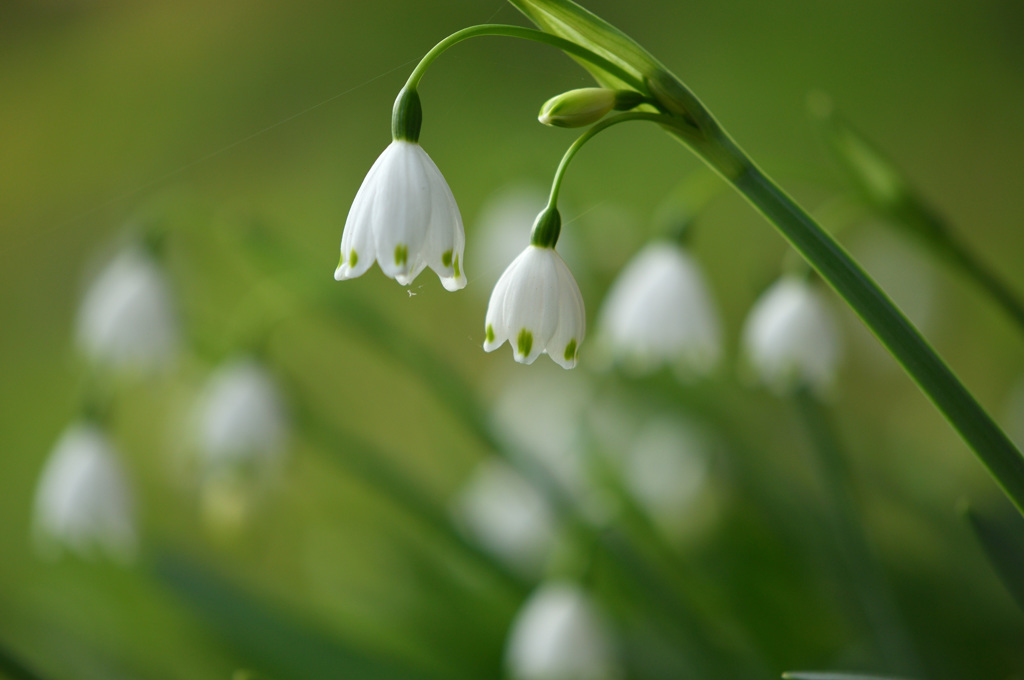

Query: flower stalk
[[507, 0, 1024, 514], [719, 145, 1024, 514]]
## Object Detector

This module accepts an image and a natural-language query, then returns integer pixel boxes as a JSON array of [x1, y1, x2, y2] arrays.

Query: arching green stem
[[546, 111, 685, 208], [404, 24, 646, 93]]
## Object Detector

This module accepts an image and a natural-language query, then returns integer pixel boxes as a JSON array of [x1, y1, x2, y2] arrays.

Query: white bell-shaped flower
[[484, 245, 586, 369], [334, 139, 466, 291], [75, 244, 178, 371], [451, 459, 557, 577], [505, 581, 620, 680], [619, 417, 712, 534], [597, 241, 721, 377], [33, 422, 137, 563], [194, 357, 289, 473], [741, 276, 842, 396]]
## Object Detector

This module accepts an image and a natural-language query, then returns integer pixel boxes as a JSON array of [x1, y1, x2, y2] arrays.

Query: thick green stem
[[696, 130, 1024, 514]]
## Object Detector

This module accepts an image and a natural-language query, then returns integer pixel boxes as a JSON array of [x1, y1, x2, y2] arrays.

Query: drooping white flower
[[194, 357, 289, 473], [597, 241, 721, 377], [741, 276, 842, 396], [619, 417, 712, 534], [491, 370, 590, 484], [334, 139, 466, 291], [505, 581, 620, 680], [33, 422, 137, 563], [451, 459, 557, 577], [75, 244, 178, 371], [484, 245, 585, 369]]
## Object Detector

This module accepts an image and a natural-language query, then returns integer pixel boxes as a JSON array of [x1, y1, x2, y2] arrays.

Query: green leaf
[[508, 0, 716, 140], [153, 552, 443, 680], [807, 92, 945, 242], [508, 0, 662, 90], [783, 673, 914, 680], [962, 501, 1024, 614], [0, 641, 49, 680]]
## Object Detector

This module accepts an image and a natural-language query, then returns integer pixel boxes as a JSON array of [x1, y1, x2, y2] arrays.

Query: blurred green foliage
[[3, 1, 1024, 679]]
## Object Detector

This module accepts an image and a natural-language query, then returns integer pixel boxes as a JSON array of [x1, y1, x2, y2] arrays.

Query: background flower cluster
[[3, 1, 1024, 679]]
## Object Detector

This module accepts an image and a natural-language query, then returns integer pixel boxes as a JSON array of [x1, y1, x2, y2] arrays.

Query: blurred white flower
[[847, 229, 939, 372], [33, 422, 137, 563], [619, 417, 712, 535], [741, 276, 842, 396], [451, 459, 557, 577], [597, 242, 721, 377], [471, 185, 548, 292], [484, 245, 585, 369], [334, 140, 466, 291], [492, 370, 590, 492], [75, 244, 178, 371], [194, 357, 289, 474], [505, 581, 620, 680]]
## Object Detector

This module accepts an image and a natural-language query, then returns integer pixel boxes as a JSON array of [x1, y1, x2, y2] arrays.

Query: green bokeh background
[[3, 0, 1024, 678]]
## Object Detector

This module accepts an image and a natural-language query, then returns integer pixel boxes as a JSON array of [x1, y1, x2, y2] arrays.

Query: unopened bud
[[539, 88, 642, 128]]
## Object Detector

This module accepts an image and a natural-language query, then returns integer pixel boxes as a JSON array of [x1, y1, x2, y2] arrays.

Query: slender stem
[[405, 24, 645, 93], [693, 130, 1024, 514], [546, 112, 676, 206], [939, 231, 1024, 334], [794, 389, 920, 674]]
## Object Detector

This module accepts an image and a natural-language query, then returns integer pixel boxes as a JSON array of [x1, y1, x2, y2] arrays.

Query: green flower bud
[[538, 88, 643, 128]]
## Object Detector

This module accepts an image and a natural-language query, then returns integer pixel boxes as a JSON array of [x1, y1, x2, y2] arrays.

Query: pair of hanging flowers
[[331, 18, 845, 386], [333, 78, 637, 369]]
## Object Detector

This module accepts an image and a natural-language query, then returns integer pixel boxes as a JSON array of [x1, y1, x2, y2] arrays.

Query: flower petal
[[484, 254, 521, 353], [372, 141, 430, 282], [336, 155, 385, 281], [548, 252, 586, 369]]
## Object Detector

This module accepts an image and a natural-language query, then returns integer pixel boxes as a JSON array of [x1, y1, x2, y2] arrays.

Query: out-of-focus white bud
[[741, 276, 842, 396], [451, 459, 557, 577], [194, 357, 289, 474], [33, 422, 137, 564], [505, 581, 620, 680], [620, 417, 711, 533], [597, 241, 721, 378], [491, 370, 591, 496], [75, 244, 179, 372]]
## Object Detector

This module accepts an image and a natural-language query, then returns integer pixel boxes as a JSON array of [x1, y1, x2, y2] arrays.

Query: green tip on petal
[[517, 328, 533, 357], [442, 249, 453, 268], [564, 339, 577, 361], [486, 324, 495, 344], [348, 250, 358, 268], [394, 244, 408, 267], [453, 253, 461, 278]]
